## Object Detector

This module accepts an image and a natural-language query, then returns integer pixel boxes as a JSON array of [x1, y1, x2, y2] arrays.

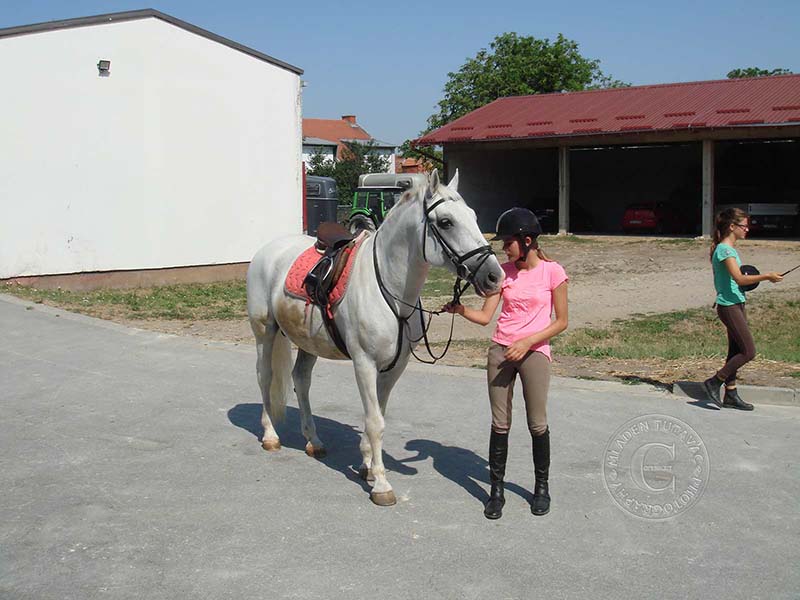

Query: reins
[[372, 192, 495, 372]]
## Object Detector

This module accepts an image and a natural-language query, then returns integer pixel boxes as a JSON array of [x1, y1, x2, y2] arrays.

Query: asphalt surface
[[1, 294, 798, 600]]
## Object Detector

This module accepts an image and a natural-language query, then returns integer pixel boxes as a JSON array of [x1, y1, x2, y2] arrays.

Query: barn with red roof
[[416, 74, 800, 237]]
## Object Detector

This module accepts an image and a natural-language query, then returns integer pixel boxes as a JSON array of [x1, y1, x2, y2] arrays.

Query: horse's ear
[[448, 169, 459, 192], [429, 168, 440, 192]]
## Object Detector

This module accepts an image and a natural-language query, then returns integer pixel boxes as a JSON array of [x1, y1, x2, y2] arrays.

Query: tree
[[396, 140, 442, 169], [425, 32, 627, 132], [402, 32, 627, 159], [307, 141, 390, 203], [727, 67, 792, 79]]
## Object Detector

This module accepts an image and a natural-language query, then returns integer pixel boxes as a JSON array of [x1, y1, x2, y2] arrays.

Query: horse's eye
[[438, 218, 453, 229]]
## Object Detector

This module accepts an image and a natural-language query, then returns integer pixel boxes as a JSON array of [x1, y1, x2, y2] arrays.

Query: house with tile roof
[[303, 115, 396, 173]]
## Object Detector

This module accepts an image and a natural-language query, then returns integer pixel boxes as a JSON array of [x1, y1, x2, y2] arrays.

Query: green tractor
[[347, 173, 427, 235]]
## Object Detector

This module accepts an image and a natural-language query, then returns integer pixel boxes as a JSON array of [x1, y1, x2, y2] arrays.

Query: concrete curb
[[673, 379, 798, 407]]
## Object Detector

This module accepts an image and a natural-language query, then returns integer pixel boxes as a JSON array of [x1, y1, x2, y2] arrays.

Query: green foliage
[[396, 140, 442, 168], [307, 140, 390, 204], [424, 32, 628, 132], [306, 152, 336, 178], [726, 67, 793, 79]]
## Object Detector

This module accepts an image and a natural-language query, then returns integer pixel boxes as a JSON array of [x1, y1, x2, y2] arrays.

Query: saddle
[[303, 222, 356, 307], [283, 222, 365, 358]]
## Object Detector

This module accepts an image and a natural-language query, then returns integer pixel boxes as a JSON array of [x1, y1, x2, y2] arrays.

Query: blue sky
[[2, 1, 798, 145]]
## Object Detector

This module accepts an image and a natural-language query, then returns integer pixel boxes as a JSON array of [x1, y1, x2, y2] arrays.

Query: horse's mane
[[380, 178, 461, 228]]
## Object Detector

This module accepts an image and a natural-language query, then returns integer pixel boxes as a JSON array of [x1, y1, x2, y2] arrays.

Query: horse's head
[[421, 169, 504, 297]]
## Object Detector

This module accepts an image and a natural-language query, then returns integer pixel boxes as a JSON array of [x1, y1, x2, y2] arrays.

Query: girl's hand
[[442, 301, 464, 315], [767, 272, 784, 283], [504, 340, 530, 362]]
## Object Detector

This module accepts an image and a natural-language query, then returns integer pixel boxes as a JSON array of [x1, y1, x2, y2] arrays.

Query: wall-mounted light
[[97, 59, 111, 76]]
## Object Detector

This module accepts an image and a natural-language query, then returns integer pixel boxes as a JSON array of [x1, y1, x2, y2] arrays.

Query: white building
[[301, 137, 338, 167], [0, 9, 303, 285]]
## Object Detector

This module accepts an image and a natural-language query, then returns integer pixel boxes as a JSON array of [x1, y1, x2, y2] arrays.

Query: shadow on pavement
[[227, 403, 417, 493], [400, 439, 533, 507], [675, 380, 722, 411]]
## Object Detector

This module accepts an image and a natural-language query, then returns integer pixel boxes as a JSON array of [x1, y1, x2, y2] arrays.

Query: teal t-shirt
[[712, 243, 745, 305]]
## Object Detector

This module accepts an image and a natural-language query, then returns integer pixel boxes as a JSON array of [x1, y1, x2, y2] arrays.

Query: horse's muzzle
[[472, 260, 504, 297]]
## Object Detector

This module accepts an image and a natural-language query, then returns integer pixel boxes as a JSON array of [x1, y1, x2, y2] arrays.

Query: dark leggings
[[715, 303, 756, 385]]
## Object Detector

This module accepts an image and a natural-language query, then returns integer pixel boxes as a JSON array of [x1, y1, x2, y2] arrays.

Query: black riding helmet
[[739, 264, 760, 292], [491, 208, 542, 260], [491, 207, 543, 240]]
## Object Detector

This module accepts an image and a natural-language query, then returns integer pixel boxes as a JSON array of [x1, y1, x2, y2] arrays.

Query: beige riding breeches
[[487, 343, 550, 436]]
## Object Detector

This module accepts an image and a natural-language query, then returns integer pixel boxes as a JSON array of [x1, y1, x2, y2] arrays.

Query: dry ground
[[77, 235, 800, 391]]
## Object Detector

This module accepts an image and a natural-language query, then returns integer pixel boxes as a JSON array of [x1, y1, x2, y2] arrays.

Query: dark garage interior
[[715, 139, 799, 237], [569, 143, 702, 235], [447, 147, 559, 232]]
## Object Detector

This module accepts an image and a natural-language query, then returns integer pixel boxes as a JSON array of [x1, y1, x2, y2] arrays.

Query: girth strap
[[322, 307, 350, 359]]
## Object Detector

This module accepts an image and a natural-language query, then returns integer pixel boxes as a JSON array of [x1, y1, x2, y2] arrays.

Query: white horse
[[246, 169, 503, 505]]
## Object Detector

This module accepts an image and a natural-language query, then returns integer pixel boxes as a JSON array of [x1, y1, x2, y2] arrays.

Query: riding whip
[[781, 264, 800, 277]]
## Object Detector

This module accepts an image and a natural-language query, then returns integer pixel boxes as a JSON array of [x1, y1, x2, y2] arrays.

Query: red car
[[622, 204, 659, 232], [622, 202, 692, 234]]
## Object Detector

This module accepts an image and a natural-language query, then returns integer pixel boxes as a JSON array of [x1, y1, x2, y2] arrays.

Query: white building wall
[[0, 18, 302, 278]]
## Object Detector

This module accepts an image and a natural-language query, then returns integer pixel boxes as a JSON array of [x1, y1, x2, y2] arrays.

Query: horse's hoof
[[370, 490, 397, 506], [261, 439, 281, 451], [305, 442, 327, 458], [358, 466, 375, 482]]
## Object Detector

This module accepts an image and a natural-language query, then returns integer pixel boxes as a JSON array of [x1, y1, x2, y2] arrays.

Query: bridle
[[422, 191, 495, 303], [373, 190, 496, 372]]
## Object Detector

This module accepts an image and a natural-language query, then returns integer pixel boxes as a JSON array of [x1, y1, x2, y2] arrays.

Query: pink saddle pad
[[284, 236, 365, 311]]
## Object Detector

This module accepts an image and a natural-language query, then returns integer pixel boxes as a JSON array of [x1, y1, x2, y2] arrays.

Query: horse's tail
[[268, 330, 292, 423]]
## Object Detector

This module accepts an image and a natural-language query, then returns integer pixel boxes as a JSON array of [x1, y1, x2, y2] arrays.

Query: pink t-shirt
[[491, 260, 568, 361]]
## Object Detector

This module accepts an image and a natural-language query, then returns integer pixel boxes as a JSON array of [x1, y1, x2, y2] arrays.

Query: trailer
[[348, 173, 427, 234], [716, 203, 799, 235]]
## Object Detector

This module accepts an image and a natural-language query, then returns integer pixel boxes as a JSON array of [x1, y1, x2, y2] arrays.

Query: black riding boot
[[484, 430, 508, 520], [531, 428, 551, 516], [723, 388, 754, 411]]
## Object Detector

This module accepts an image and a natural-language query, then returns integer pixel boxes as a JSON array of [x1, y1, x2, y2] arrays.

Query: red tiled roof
[[303, 118, 372, 143], [416, 74, 800, 145]]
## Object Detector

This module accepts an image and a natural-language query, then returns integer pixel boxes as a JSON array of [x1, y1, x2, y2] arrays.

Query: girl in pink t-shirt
[[444, 208, 568, 519]]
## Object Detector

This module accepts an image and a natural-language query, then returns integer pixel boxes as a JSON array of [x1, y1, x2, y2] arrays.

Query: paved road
[[1, 294, 798, 600]]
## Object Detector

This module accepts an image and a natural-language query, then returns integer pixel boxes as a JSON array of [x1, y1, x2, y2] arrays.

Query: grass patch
[[554, 292, 800, 364], [9, 281, 248, 320], [8, 268, 475, 321], [421, 266, 478, 299]]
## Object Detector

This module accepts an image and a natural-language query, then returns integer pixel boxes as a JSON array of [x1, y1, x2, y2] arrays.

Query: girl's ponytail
[[531, 239, 552, 262]]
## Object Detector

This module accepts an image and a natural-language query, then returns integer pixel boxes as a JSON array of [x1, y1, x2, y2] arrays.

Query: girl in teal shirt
[[704, 208, 783, 410]]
